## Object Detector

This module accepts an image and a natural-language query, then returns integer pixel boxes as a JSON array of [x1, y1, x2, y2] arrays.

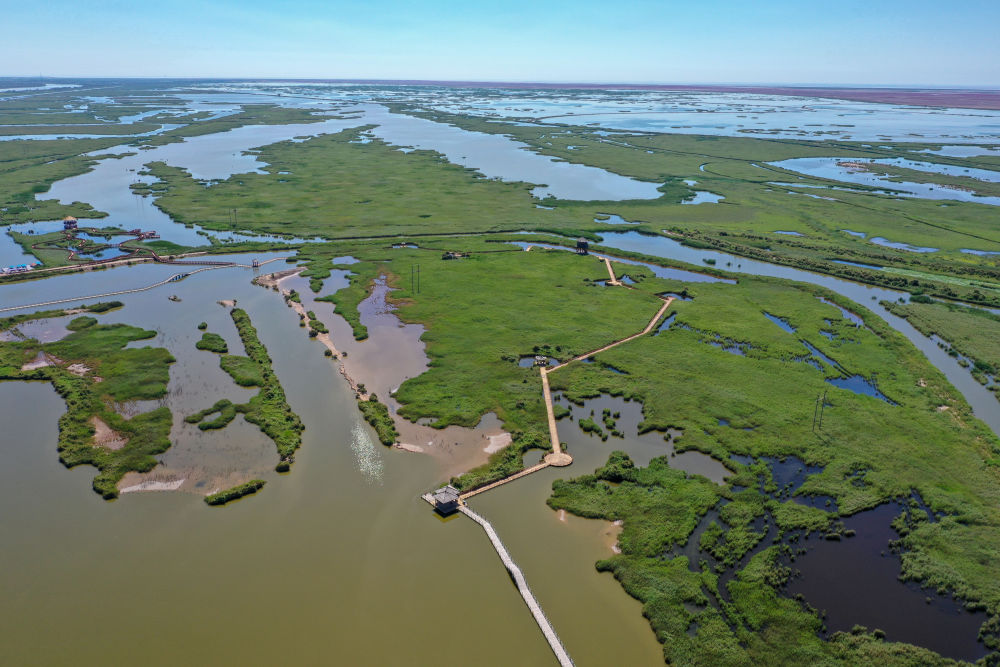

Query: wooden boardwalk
[[602, 257, 622, 286], [450, 285, 675, 667], [459, 505, 575, 667], [456, 292, 674, 501], [459, 461, 551, 500], [548, 296, 673, 373]]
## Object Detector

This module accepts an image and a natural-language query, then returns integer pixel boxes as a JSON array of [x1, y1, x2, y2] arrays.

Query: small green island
[[0, 301, 175, 498], [187, 308, 304, 474]]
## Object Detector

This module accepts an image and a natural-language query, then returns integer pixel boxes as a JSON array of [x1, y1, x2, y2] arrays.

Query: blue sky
[[3, 0, 998, 85]]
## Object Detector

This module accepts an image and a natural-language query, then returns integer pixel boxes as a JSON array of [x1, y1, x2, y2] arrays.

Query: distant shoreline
[[247, 79, 1000, 111], [3, 76, 999, 110]]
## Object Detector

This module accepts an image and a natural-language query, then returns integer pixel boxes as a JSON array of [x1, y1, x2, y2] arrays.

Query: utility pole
[[818, 390, 828, 430], [417, 265, 421, 294], [812, 393, 820, 432]]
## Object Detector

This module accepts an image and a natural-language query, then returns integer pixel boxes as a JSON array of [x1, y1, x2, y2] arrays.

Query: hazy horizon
[[3, 0, 998, 87], [4, 76, 1000, 90]]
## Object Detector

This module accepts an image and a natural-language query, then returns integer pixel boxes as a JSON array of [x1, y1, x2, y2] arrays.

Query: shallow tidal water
[[0, 259, 667, 666], [786, 504, 987, 661]]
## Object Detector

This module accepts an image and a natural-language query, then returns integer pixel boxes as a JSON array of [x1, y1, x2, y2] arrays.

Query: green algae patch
[[219, 355, 262, 386], [66, 316, 98, 330]]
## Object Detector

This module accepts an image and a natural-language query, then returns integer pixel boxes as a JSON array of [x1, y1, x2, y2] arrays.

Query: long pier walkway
[[459, 504, 575, 667], [0, 257, 288, 314]]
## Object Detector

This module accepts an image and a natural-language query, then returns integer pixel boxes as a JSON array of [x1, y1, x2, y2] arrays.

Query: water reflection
[[786, 503, 988, 662]]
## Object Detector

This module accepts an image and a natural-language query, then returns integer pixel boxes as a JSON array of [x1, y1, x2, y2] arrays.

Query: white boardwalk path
[[459, 504, 575, 667], [0, 257, 288, 314]]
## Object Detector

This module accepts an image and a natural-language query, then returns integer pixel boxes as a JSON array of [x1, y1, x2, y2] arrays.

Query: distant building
[[63, 216, 78, 231], [428, 485, 461, 514], [576, 238, 589, 255], [2, 263, 34, 274]]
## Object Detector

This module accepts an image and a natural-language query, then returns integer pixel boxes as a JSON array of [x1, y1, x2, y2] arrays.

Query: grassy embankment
[[186, 309, 303, 471], [195, 332, 228, 353], [357, 395, 398, 445], [0, 302, 176, 498], [185, 399, 237, 430], [884, 299, 1000, 388]]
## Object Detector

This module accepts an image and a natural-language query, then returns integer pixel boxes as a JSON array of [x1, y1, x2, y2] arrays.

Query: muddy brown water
[[2, 253, 989, 664], [0, 258, 666, 666], [284, 271, 507, 478]]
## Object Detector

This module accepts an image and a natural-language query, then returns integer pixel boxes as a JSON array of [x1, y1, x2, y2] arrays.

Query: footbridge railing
[[459, 504, 575, 667]]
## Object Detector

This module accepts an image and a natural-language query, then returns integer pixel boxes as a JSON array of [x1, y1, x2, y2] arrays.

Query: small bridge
[[153, 257, 241, 267]]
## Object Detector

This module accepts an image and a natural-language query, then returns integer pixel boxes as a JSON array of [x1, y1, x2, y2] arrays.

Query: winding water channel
[[594, 231, 1000, 437]]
